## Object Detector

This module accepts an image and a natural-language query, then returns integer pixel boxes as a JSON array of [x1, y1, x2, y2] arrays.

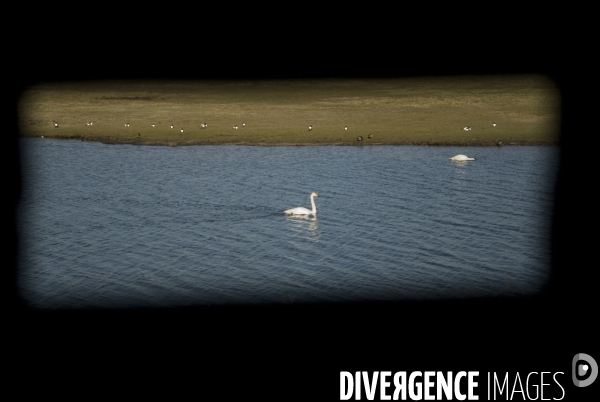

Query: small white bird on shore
[[462, 126, 471, 131], [308, 125, 313, 131]]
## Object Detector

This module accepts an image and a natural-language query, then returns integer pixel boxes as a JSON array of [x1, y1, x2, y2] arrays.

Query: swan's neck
[[310, 195, 317, 214]]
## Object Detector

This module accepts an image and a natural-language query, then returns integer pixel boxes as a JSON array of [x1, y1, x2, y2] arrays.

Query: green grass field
[[18, 75, 560, 145]]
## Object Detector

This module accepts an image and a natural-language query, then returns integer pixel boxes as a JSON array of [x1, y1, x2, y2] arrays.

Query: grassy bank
[[18, 76, 560, 146]]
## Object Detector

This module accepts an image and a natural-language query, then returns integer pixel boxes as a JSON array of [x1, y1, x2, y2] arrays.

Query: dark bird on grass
[[357, 136, 363, 141], [137, 133, 141, 138]]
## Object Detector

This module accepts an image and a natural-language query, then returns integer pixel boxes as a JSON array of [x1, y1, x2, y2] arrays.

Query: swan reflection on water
[[287, 214, 318, 223], [286, 214, 319, 229]]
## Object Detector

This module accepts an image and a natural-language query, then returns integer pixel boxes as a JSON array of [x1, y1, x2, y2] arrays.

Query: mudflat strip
[[18, 76, 560, 146]]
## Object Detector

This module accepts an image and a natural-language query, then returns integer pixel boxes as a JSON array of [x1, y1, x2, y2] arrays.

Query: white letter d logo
[[572, 353, 598, 387]]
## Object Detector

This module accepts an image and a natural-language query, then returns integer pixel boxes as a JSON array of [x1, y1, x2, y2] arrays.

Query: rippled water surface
[[17, 139, 560, 308]]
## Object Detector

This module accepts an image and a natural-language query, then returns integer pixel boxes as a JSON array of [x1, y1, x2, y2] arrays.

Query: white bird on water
[[450, 154, 475, 161], [284, 192, 319, 215]]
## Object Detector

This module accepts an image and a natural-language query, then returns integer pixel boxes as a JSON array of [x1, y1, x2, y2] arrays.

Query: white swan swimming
[[450, 154, 475, 161], [284, 192, 319, 215]]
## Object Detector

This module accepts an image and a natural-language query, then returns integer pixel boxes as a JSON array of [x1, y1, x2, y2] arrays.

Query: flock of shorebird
[[51, 121, 498, 142], [53, 121, 377, 140]]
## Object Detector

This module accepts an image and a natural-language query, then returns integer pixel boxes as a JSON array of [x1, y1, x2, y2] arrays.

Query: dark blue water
[[17, 139, 559, 309]]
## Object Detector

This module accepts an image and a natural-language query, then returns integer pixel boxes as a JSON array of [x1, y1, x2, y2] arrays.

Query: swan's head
[[311, 192, 319, 197]]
